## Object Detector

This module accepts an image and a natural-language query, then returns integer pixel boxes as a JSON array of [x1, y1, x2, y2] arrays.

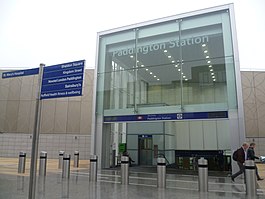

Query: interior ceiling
[[111, 34, 224, 85]]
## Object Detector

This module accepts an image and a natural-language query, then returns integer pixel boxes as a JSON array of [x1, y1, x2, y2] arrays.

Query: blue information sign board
[[104, 111, 228, 122], [2, 68, 39, 79], [40, 60, 85, 99]]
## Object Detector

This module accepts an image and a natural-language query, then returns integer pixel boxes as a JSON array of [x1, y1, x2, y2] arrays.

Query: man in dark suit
[[231, 142, 249, 182], [247, 142, 263, 181]]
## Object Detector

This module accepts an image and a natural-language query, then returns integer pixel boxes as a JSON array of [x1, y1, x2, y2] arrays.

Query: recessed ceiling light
[[150, 72, 153, 75], [209, 65, 212, 68], [178, 69, 181, 71], [141, 64, 144, 67], [207, 61, 211, 64], [212, 76, 215, 78], [185, 79, 188, 81], [210, 69, 213, 72], [154, 75, 157, 78], [164, 50, 167, 53], [183, 76, 186, 78], [172, 60, 175, 63], [168, 55, 171, 58], [206, 56, 209, 59], [202, 44, 206, 47], [211, 73, 214, 75], [157, 79, 160, 81], [130, 55, 134, 58], [213, 79, 216, 81], [137, 60, 139, 63], [146, 68, 149, 71], [204, 50, 208, 54], [175, 64, 178, 67]]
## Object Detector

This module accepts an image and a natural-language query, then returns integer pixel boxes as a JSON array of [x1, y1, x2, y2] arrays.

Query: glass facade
[[97, 10, 237, 116], [95, 5, 244, 169]]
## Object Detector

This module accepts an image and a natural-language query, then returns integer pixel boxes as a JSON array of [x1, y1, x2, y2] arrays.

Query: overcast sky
[[0, 0, 264, 70]]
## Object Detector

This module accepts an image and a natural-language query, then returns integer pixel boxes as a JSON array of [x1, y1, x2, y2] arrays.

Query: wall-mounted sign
[[41, 60, 85, 99]]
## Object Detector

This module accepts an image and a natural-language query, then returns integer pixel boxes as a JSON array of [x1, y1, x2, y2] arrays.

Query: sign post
[[27, 60, 85, 199], [28, 64, 44, 199]]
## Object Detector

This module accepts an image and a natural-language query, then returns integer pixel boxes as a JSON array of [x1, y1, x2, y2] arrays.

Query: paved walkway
[[0, 157, 265, 199]]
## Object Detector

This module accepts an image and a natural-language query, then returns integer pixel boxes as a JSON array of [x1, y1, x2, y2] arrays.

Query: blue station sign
[[40, 60, 85, 99], [2, 68, 39, 79], [104, 111, 228, 122]]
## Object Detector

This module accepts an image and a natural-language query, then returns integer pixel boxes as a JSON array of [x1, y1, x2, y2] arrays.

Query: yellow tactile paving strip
[[0, 157, 89, 176]]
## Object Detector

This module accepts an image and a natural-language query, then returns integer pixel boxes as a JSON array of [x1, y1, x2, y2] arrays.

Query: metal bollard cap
[[157, 157, 166, 164], [19, 151, 26, 156], [121, 156, 129, 162], [40, 151, 47, 157], [90, 155, 97, 160], [63, 153, 71, 159], [198, 157, 208, 165], [59, 151, 65, 155], [245, 160, 255, 167], [74, 151, 79, 155]]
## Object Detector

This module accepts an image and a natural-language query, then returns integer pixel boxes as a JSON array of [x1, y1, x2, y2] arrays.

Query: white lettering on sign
[[65, 83, 82, 89], [47, 76, 82, 84], [112, 35, 209, 57]]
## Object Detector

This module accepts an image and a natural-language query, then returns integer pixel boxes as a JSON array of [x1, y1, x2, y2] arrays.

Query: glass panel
[[103, 68, 135, 110], [136, 21, 180, 107], [97, 29, 135, 111], [180, 12, 229, 108]]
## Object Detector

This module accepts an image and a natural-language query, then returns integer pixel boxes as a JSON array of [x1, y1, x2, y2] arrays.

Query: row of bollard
[[17, 151, 258, 197], [18, 150, 80, 178], [119, 157, 258, 197]]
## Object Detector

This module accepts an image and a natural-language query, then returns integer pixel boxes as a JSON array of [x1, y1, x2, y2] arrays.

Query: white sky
[[0, 0, 264, 70]]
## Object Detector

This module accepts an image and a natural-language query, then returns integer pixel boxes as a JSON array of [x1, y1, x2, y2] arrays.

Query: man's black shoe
[[231, 177, 235, 182], [258, 178, 264, 181]]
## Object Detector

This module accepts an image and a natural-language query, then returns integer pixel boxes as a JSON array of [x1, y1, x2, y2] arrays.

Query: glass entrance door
[[138, 135, 152, 165]]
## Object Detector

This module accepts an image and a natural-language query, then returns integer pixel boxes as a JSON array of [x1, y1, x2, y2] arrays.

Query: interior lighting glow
[[154, 75, 157, 78], [204, 50, 208, 54], [141, 64, 144, 67], [164, 50, 168, 53], [210, 69, 213, 72], [172, 60, 175, 63], [183, 76, 186, 78], [168, 55, 171, 58], [146, 68, 149, 71], [211, 73, 214, 75], [202, 44, 206, 47], [178, 69, 181, 71], [209, 65, 212, 68], [212, 76, 215, 78], [207, 60, 211, 64], [185, 79, 188, 81], [130, 55, 134, 58], [150, 72, 153, 75], [157, 79, 160, 81], [213, 79, 216, 81], [206, 56, 209, 59], [175, 64, 178, 67]]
